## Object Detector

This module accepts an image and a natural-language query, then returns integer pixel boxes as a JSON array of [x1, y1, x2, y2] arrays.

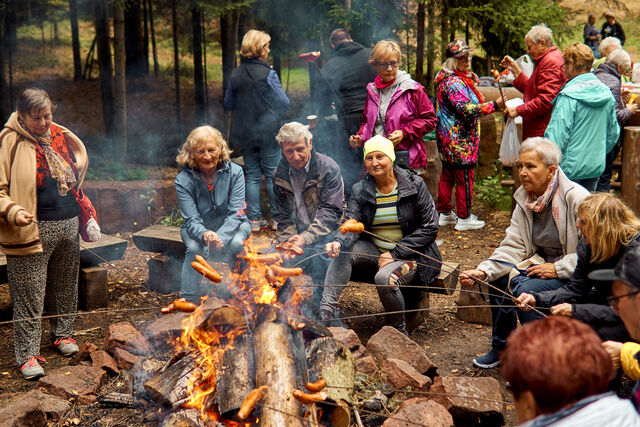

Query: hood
[[593, 62, 621, 79], [557, 73, 613, 107], [4, 112, 38, 143], [393, 70, 415, 93], [333, 41, 366, 57]]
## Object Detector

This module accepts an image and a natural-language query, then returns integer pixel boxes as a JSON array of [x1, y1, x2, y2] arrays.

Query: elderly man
[[273, 122, 344, 315], [500, 24, 565, 140]]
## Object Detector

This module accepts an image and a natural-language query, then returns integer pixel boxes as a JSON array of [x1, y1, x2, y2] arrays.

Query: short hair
[[240, 29, 270, 59], [440, 57, 462, 72], [563, 42, 594, 73], [604, 10, 615, 19], [329, 28, 351, 46], [501, 316, 612, 415], [176, 126, 231, 169], [519, 137, 562, 167], [275, 122, 312, 147], [577, 193, 640, 263], [605, 48, 631, 69], [598, 37, 621, 57], [588, 14, 595, 21], [370, 40, 401, 65], [17, 88, 56, 117], [525, 24, 554, 46]]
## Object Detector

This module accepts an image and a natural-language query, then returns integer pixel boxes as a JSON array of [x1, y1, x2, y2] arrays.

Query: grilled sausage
[[305, 379, 327, 393], [340, 219, 365, 235], [191, 261, 223, 283], [237, 386, 268, 421], [292, 389, 328, 404]]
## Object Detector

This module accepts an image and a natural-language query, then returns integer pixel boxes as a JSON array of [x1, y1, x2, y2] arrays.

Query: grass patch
[[85, 158, 150, 181]]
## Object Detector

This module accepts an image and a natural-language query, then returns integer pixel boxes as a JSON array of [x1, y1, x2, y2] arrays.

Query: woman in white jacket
[[460, 137, 589, 369]]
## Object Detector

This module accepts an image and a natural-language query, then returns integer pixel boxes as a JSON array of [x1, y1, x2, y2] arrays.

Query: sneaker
[[53, 337, 79, 356], [250, 218, 268, 232], [472, 349, 500, 369], [439, 211, 457, 226], [20, 356, 45, 380], [271, 220, 278, 231], [455, 214, 485, 231]]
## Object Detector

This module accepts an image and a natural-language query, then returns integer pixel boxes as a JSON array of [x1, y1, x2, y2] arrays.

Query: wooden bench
[[0, 234, 128, 310]]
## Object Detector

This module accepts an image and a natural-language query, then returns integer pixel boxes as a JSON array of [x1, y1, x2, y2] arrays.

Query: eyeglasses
[[607, 289, 640, 312], [374, 61, 399, 69]]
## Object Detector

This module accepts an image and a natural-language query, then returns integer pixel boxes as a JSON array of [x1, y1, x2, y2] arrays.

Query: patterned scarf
[[525, 169, 560, 213], [19, 118, 77, 196], [453, 69, 485, 103]]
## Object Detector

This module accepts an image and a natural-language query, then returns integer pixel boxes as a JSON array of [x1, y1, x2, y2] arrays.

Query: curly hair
[[176, 126, 231, 169]]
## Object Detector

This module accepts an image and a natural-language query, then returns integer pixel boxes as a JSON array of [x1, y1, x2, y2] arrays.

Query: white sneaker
[[439, 212, 458, 226], [250, 219, 267, 232], [455, 214, 485, 231], [271, 220, 278, 231]]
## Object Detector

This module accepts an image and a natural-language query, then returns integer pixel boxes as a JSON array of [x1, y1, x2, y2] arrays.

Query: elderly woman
[[0, 88, 87, 379], [593, 36, 622, 69], [583, 14, 601, 58], [435, 40, 504, 231], [501, 316, 640, 426], [322, 136, 441, 334], [349, 40, 436, 174], [595, 49, 637, 192], [175, 126, 251, 303], [544, 43, 619, 192], [601, 10, 625, 46], [460, 137, 589, 369], [517, 193, 640, 342], [224, 29, 290, 232]]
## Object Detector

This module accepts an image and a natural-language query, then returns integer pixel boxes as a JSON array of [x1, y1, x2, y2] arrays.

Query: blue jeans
[[243, 143, 281, 221], [489, 274, 567, 351], [180, 223, 251, 303]]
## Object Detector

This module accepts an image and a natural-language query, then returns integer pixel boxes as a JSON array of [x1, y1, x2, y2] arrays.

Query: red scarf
[[374, 75, 396, 89], [453, 69, 484, 103]]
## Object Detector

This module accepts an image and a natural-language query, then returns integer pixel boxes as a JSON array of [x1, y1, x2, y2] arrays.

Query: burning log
[[144, 353, 199, 408], [215, 333, 255, 419]]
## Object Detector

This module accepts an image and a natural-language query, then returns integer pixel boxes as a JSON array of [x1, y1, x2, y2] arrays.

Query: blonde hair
[[577, 193, 640, 263], [240, 30, 270, 59], [369, 40, 401, 65], [176, 126, 231, 169], [563, 43, 594, 74], [441, 57, 462, 72]]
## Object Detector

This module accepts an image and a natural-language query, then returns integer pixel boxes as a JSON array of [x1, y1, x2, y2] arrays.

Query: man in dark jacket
[[273, 122, 344, 316], [315, 29, 377, 194], [602, 11, 625, 46]]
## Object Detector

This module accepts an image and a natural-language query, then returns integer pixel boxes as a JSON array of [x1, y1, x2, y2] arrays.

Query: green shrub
[[476, 165, 512, 211], [157, 209, 183, 227], [85, 159, 150, 181]]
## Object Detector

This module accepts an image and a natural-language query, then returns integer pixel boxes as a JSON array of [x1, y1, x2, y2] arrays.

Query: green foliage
[[475, 165, 512, 211], [85, 159, 150, 181], [157, 209, 184, 227]]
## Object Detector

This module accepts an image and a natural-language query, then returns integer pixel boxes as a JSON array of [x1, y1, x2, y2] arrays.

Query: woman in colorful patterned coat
[[435, 40, 504, 231]]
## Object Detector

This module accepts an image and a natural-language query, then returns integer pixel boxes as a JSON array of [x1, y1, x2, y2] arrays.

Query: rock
[[362, 413, 387, 427], [383, 398, 453, 427], [112, 347, 144, 370], [430, 376, 504, 426], [380, 382, 395, 397], [105, 321, 150, 356], [328, 327, 362, 350], [382, 358, 432, 391], [355, 356, 377, 376], [362, 390, 388, 412], [69, 342, 99, 366], [38, 365, 107, 405], [91, 350, 120, 375], [367, 326, 437, 376], [351, 345, 368, 360], [25, 389, 71, 420], [0, 398, 46, 427]]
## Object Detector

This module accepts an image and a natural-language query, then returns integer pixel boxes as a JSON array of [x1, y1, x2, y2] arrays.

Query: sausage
[[298, 51, 321, 62], [305, 379, 327, 393], [237, 386, 268, 421], [173, 299, 196, 313], [275, 242, 304, 256], [243, 253, 282, 264], [191, 261, 222, 283], [160, 303, 175, 314], [194, 255, 219, 274], [265, 267, 278, 285], [340, 219, 365, 235], [292, 389, 328, 404], [270, 264, 303, 277]]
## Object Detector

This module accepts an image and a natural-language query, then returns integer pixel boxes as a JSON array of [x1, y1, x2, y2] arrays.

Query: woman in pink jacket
[[350, 40, 436, 176]]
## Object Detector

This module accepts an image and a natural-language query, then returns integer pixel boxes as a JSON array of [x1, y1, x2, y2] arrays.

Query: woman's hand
[[459, 269, 487, 287], [388, 130, 403, 146], [526, 262, 558, 279], [15, 210, 34, 227], [349, 135, 363, 149], [516, 293, 536, 311], [325, 241, 341, 258], [495, 94, 507, 110], [550, 303, 572, 317], [203, 230, 223, 249], [627, 104, 638, 115], [500, 55, 521, 78], [602, 340, 623, 369], [283, 235, 306, 260], [505, 107, 519, 119], [378, 251, 394, 269], [622, 89, 631, 104]]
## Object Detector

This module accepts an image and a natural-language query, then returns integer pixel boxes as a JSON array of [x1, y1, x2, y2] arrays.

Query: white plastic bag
[[500, 118, 520, 166]]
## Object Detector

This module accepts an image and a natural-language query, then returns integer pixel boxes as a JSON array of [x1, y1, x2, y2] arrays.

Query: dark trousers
[[437, 165, 475, 219], [597, 142, 622, 193]]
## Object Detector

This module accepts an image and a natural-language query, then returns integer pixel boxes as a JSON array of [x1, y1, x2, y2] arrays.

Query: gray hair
[[276, 121, 312, 146], [17, 88, 55, 116], [599, 37, 622, 57], [520, 137, 562, 167], [525, 24, 554, 46], [606, 49, 631, 69], [441, 57, 462, 72]]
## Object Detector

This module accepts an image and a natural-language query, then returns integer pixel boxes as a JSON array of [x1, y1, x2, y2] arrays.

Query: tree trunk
[[425, 0, 436, 94], [147, 0, 158, 77], [202, 13, 208, 122], [53, 20, 59, 42], [220, 8, 236, 98], [113, 1, 127, 160], [5, 0, 15, 110], [69, 0, 82, 80], [415, 1, 425, 85], [172, 0, 180, 130], [439, 1, 449, 63], [124, 0, 146, 77], [94, 0, 114, 137], [215, 333, 255, 419], [144, 353, 198, 407], [192, 4, 205, 124], [0, 0, 8, 122], [142, 0, 149, 75]]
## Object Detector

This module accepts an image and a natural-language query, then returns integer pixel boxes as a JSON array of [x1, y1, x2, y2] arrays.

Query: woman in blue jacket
[[175, 126, 251, 303]]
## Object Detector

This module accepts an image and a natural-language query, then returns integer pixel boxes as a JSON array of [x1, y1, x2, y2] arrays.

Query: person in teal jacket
[[544, 43, 619, 192]]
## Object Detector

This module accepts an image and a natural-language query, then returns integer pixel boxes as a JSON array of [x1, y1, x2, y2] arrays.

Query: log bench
[[0, 234, 128, 310]]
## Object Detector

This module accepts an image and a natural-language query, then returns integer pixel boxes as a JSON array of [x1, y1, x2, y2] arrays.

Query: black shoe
[[472, 349, 500, 369]]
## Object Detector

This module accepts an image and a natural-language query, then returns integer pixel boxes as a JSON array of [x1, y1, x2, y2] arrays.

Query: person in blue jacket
[[175, 126, 251, 303], [544, 43, 619, 192]]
